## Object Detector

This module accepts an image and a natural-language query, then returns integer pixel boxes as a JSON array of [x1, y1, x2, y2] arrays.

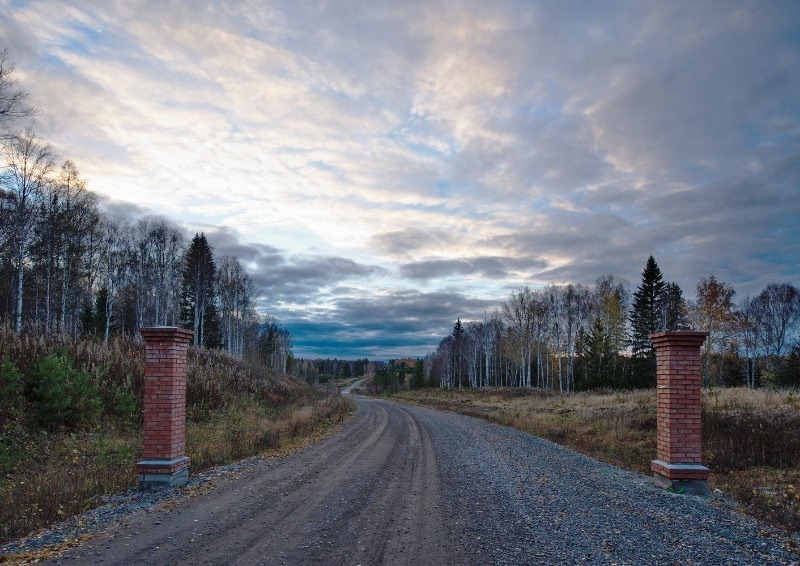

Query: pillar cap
[[140, 327, 194, 343], [649, 331, 708, 348]]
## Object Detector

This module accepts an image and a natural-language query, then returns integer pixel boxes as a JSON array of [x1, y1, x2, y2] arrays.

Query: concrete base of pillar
[[136, 457, 190, 490], [653, 472, 711, 496], [651, 460, 711, 496], [138, 468, 189, 490]]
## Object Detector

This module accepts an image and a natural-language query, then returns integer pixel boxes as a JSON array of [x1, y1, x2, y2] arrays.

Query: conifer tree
[[452, 319, 466, 388], [662, 281, 690, 331], [577, 318, 616, 390], [629, 256, 666, 387], [180, 233, 219, 347]]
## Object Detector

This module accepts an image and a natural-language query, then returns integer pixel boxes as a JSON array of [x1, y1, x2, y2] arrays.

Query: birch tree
[[754, 282, 800, 358], [1, 128, 54, 331], [692, 275, 738, 386], [503, 288, 535, 387]]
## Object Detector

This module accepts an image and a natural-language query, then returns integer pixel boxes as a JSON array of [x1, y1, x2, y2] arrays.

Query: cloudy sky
[[2, 1, 799, 359]]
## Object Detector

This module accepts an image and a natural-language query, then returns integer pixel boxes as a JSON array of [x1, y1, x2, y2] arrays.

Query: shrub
[[27, 354, 102, 430], [0, 356, 24, 421]]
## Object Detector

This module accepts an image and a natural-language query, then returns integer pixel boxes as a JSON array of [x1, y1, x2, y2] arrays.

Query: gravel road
[[27, 396, 799, 564]]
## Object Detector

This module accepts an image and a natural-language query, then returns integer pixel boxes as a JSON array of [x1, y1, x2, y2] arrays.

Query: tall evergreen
[[180, 233, 219, 347], [629, 256, 666, 387], [452, 319, 466, 388], [662, 281, 689, 331], [577, 318, 616, 390]]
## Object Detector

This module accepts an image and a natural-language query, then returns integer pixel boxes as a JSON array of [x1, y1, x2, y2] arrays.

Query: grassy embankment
[[0, 328, 354, 546], [393, 386, 800, 537]]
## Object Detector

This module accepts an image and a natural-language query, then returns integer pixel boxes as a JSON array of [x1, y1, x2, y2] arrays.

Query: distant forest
[[424, 257, 799, 391]]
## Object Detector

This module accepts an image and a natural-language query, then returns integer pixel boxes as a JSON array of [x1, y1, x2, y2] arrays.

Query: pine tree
[[578, 318, 616, 390], [629, 256, 666, 387], [662, 282, 690, 331], [180, 233, 219, 347], [452, 319, 465, 389], [413, 359, 426, 389]]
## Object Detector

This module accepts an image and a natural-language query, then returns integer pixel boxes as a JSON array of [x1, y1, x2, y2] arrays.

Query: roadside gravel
[[413, 404, 798, 565]]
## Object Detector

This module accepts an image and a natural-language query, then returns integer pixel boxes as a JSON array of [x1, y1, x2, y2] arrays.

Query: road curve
[[46, 397, 796, 565]]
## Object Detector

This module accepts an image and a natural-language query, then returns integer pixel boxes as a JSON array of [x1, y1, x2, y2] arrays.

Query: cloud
[[279, 288, 500, 358], [3, 0, 799, 357], [252, 255, 387, 302], [399, 256, 547, 281]]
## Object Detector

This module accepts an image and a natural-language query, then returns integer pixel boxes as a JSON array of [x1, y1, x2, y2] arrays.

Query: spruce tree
[[629, 256, 666, 387], [578, 318, 616, 390], [452, 319, 465, 388], [180, 233, 219, 347], [662, 282, 689, 331]]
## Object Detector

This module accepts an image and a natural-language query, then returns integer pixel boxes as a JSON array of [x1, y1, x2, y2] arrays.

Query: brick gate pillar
[[136, 327, 193, 490], [649, 331, 710, 496]]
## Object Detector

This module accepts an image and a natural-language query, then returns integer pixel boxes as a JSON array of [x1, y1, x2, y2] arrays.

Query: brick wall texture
[[136, 327, 193, 475], [649, 331, 710, 480]]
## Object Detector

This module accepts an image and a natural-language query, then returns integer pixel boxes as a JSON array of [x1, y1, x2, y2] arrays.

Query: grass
[[187, 395, 353, 472], [393, 386, 800, 537], [0, 326, 355, 546]]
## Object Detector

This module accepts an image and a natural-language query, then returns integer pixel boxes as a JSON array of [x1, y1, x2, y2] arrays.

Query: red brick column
[[135, 327, 193, 489], [649, 331, 710, 495]]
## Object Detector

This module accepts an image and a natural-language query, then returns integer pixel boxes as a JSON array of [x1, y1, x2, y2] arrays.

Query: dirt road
[[45, 396, 797, 565], [47, 398, 469, 565]]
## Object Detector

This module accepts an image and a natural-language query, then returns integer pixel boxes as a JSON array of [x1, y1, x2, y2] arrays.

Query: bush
[[102, 379, 139, 424], [0, 356, 24, 421], [27, 353, 102, 430]]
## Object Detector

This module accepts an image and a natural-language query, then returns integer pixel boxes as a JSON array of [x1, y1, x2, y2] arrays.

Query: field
[[393, 387, 800, 536]]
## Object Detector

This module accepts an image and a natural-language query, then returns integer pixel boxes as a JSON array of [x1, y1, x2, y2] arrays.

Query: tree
[[662, 281, 690, 331], [749, 282, 800, 382], [180, 233, 219, 347], [754, 282, 800, 358], [96, 218, 129, 342], [629, 256, 666, 387], [0, 49, 36, 137], [738, 295, 761, 388], [503, 288, 536, 388], [593, 275, 630, 386], [258, 316, 293, 375], [217, 255, 257, 357], [1, 128, 55, 331], [52, 160, 99, 335], [577, 318, 616, 390], [413, 359, 426, 389], [692, 275, 738, 386], [451, 319, 466, 388]]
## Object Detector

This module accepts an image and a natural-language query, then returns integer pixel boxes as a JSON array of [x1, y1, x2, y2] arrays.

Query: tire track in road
[[46, 397, 461, 566]]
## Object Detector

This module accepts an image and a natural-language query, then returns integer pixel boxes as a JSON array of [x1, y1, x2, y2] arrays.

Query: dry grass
[[0, 428, 141, 546], [188, 395, 354, 472], [394, 387, 800, 535]]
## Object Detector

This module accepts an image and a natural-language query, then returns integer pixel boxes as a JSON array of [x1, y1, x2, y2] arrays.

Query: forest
[[428, 257, 800, 391]]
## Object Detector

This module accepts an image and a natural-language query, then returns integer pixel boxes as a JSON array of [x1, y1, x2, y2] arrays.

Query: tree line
[[291, 358, 375, 384], [430, 256, 800, 391], [0, 50, 293, 372]]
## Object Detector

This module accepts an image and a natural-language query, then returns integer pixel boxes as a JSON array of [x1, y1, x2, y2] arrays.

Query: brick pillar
[[649, 331, 711, 496], [136, 327, 193, 490]]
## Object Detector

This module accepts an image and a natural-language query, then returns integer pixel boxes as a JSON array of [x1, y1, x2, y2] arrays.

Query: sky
[[1, 0, 799, 359]]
